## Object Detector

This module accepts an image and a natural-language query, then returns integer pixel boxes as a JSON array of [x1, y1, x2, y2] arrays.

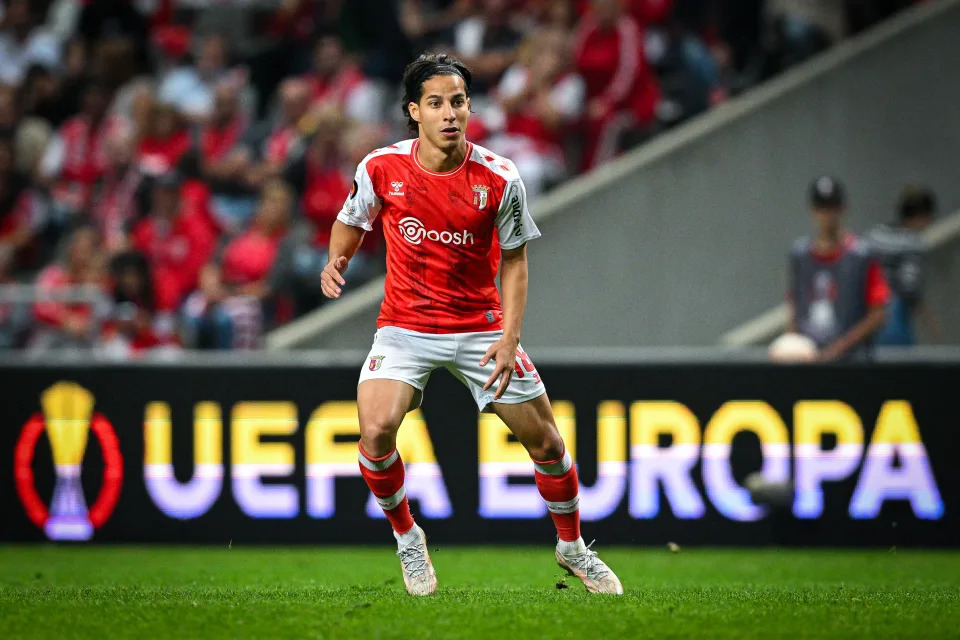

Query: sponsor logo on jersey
[[507, 185, 523, 236], [398, 216, 475, 246], [485, 311, 495, 323], [389, 181, 404, 196], [369, 355, 385, 371], [472, 185, 489, 210]]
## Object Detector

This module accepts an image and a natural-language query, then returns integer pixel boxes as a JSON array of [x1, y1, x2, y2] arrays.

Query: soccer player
[[321, 53, 623, 596]]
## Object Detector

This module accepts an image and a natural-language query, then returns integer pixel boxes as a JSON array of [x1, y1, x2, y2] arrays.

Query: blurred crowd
[[0, 0, 923, 355]]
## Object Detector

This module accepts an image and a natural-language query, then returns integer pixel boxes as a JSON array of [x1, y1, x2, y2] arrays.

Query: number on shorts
[[513, 347, 535, 378]]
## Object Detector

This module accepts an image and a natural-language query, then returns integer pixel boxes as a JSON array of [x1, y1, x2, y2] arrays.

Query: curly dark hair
[[400, 53, 472, 135]]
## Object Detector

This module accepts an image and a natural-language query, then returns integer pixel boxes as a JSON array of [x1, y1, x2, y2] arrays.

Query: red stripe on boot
[[358, 444, 415, 535]]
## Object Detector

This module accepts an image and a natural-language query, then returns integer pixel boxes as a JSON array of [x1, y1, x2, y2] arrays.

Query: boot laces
[[565, 540, 610, 581], [397, 539, 428, 578]]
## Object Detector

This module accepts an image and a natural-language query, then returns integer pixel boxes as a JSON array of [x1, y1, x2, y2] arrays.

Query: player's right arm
[[321, 157, 383, 299], [321, 221, 365, 299]]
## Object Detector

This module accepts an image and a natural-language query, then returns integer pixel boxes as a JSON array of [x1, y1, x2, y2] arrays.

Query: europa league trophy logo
[[41, 382, 96, 540]]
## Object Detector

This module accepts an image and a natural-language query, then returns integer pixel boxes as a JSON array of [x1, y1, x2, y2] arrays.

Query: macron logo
[[398, 216, 474, 246]]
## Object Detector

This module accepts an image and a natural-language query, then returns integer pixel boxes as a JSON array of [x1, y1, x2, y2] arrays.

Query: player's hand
[[480, 336, 520, 400], [320, 256, 348, 299]]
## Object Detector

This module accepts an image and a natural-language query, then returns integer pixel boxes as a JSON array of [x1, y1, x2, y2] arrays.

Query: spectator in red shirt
[[130, 171, 216, 320], [39, 80, 124, 224], [137, 100, 191, 177], [182, 180, 294, 349], [284, 106, 381, 312], [260, 78, 311, 177], [566, 0, 674, 24], [305, 32, 384, 124], [220, 179, 293, 303], [487, 30, 585, 198], [91, 125, 148, 255], [196, 80, 257, 234], [30, 225, 107, 349], [574, 0, 660, 169], [627, 0, 675, 26]]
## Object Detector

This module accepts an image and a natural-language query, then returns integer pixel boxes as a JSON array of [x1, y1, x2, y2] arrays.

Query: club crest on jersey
[[472, 185, 490, 210], [369, 355, 385, 371], [389, 181, 404, 196]]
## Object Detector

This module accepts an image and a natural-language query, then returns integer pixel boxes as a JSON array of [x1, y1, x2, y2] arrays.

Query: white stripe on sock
[[359, 449, 399, 471], [546, 495, 580, 514], [375, 485, 406, 510], [534, 449, 572, 476]]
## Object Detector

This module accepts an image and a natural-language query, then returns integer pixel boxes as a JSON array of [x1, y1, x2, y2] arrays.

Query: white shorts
[[358, 326, 547, 412]]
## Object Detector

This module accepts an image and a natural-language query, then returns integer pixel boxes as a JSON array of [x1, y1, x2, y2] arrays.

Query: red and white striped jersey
[[337, 139, 540, 334]]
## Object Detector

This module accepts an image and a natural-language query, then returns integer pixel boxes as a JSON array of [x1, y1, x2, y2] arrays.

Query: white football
[[768, 332, 818, 363]]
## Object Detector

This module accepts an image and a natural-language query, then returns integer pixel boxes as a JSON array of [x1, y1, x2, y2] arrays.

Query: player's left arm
[[821, 260, 889, 361], [481, 173, 541, 399], [480, 244, 528, 399]]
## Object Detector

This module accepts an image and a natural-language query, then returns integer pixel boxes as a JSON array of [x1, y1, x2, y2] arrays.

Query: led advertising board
[[1, 363, 955, 545]]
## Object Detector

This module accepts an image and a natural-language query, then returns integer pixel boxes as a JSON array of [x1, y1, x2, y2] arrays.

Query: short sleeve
[[336, 161, 381, 232], [495, 177, 541, 250], [865, 260, 891, 308]]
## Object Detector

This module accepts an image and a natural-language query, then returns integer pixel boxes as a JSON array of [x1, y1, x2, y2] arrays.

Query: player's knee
[[359, 417, 401, 457], [526, 427, 565, 463]]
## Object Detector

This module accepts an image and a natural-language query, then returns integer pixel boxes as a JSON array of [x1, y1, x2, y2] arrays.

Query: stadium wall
[[271, 0, 960, 350], [2, 357, 956, 546]]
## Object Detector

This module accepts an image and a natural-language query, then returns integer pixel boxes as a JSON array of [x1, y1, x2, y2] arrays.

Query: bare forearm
[[499, 249, 528, 343], [329, 220, 366, 263], [825, 306, 886, 357]]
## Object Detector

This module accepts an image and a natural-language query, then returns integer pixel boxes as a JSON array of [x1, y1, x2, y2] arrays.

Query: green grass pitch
[[1, 546, 958, 639]]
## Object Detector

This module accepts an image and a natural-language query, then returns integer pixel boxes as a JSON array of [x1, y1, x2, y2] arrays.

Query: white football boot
[[555, 538, 623, 594], [395, 525, 438, 596]]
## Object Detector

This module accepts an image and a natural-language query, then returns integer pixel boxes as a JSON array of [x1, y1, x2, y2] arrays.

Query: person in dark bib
[[787, 176, 890, 361]]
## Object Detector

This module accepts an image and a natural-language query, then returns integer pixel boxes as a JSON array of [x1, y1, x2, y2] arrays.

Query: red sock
[[358, 444, 415, 535], [533, 447, 581, 542]]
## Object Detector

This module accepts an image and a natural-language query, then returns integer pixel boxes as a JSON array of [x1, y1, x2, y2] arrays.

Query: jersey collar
[[411, 139, 472, 178]]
